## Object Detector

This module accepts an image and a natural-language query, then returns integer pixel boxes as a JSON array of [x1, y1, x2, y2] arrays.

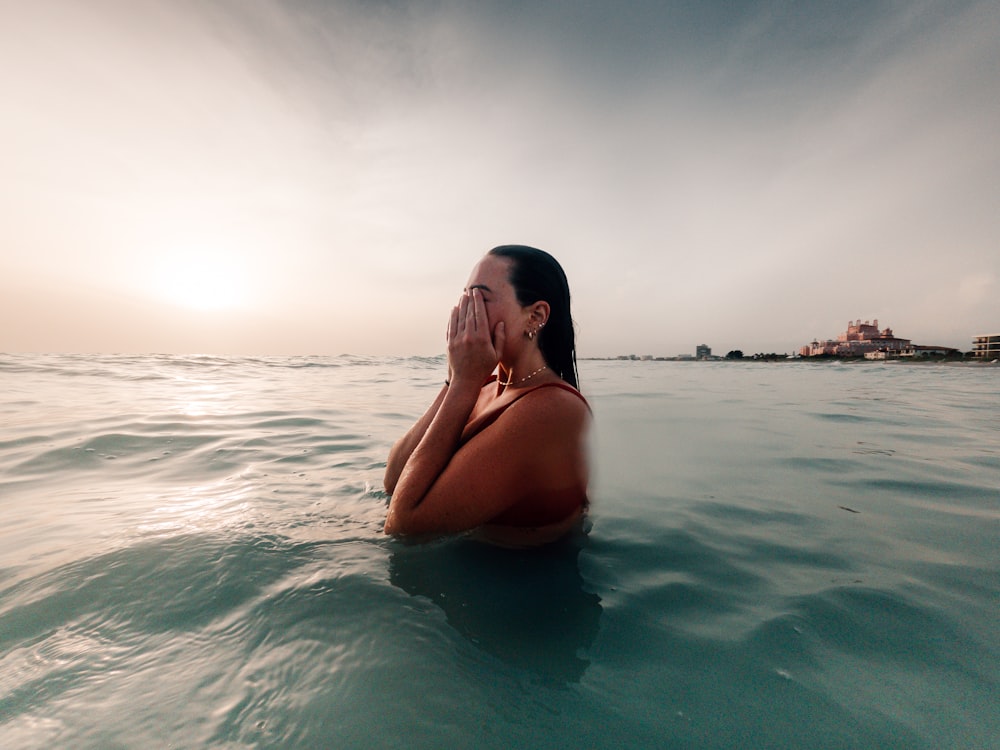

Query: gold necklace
[[499, 365, 548, 387]]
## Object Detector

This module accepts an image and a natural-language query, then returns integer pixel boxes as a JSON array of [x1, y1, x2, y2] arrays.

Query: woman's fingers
[[447, 303, 459, 340], [470, 289, 488, 334], [459, 288, 490, 340], [457, 292, 470, 332], [447, 290, 500, 384], [460, 292, 475, 333]]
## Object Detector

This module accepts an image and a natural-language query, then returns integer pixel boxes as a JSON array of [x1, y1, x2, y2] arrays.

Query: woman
[[383, 245, 590, 545]]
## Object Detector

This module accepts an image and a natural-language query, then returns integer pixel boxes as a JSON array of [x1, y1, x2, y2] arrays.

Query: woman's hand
[[446, 289, 505, 386]]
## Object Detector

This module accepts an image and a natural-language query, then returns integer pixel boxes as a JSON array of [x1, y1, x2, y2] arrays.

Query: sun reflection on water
[[173, 381, 226, 418], [141, 476, 255, 536]]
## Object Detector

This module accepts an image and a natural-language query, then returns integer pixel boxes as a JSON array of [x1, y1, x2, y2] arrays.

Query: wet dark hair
[[487, 245, 579, 389]]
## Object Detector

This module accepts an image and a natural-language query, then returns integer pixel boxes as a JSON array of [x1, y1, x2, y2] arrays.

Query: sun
[[153, 246, 247, 311]]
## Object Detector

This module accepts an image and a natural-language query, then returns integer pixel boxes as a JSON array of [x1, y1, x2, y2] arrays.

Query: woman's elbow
[[383, 505, 429, 537], [383, 510, 409, 536]]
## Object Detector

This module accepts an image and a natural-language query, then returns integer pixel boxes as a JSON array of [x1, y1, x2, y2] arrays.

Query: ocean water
[[0, 354, 997, 749]]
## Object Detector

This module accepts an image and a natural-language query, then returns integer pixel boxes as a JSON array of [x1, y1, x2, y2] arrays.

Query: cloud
[[1, 0, 997, 354]]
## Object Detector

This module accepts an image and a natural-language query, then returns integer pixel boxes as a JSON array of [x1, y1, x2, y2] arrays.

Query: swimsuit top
[[458, 376, 591, 528]]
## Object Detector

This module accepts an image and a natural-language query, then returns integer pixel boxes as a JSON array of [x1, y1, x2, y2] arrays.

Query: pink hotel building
[[800, 320, 910, 357]]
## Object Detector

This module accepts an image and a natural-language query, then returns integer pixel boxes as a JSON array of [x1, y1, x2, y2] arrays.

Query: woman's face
[[464, 255, 526, 343]]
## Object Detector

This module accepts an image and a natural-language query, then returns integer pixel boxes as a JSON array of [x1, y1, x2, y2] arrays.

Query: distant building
[[867, 344, 960, 360], [800, 319, 910, 357], [972, 333, 1000, 359], [695, 344, 711, 359], [900, 345, 960, 358]]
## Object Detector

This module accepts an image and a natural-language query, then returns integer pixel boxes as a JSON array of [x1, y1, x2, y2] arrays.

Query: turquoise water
[[0, 354, 997, 748]]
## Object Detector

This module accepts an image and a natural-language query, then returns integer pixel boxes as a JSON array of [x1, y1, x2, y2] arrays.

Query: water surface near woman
[[0, 355, 997, 748]]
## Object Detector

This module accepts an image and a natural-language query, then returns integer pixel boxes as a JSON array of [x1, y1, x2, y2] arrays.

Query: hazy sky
[[2, 0, 997, 356]]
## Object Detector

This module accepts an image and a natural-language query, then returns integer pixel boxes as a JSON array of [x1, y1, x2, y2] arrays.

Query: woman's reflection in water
[[388, 535, 602, 684]]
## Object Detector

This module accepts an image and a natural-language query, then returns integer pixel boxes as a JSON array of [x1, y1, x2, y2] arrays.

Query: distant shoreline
[[581, 357, 999, 366]]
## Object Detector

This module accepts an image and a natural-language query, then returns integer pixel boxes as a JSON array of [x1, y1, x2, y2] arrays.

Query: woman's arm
[[383, 383, 449, 495], [384, 377, 485, 533], [384, 289, 506, 533]]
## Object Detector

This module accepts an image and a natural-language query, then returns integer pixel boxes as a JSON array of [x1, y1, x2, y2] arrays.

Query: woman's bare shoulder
[[481, 384, 589, 450], [515, 383, 590, 421]]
